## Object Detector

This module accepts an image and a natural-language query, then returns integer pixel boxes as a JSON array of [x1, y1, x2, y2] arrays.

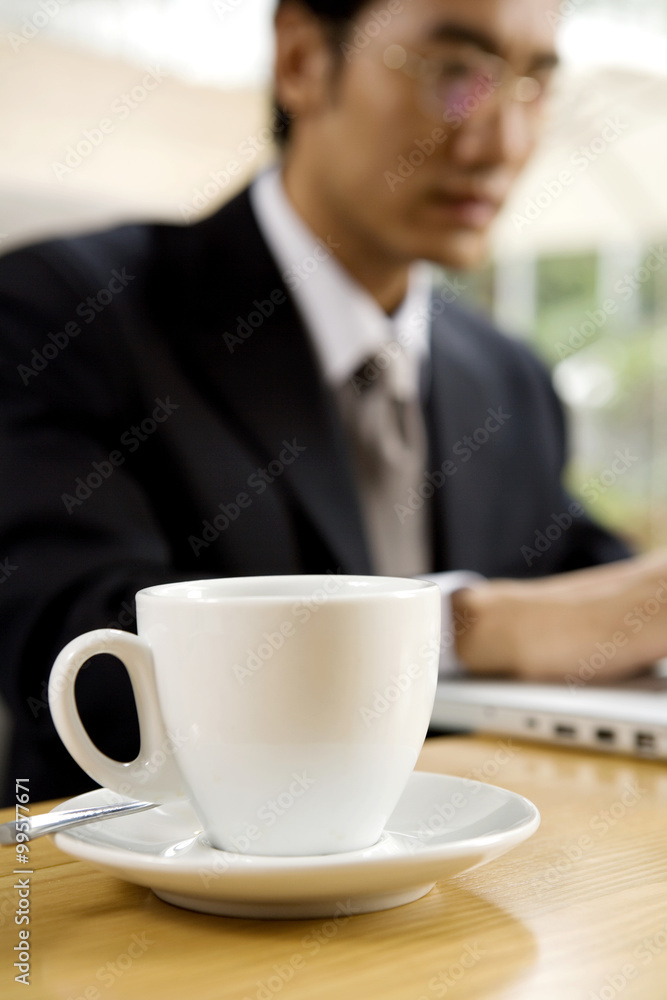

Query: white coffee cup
[[48, 574, 440, 856]]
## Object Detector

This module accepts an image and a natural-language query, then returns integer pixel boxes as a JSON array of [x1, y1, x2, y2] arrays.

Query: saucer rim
[[51, 771, 540, 873], [50, 772, 540, 918]]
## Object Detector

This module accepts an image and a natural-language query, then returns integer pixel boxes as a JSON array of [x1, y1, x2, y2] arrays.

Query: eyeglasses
[[383, 42, 553, 124]]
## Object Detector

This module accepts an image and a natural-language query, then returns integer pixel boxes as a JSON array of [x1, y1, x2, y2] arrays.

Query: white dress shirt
[[250, 165, 431, 395], [250, 166, 483, 672]]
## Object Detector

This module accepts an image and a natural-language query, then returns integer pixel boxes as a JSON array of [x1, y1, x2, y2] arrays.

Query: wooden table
[[1, 736, 666, 1000]]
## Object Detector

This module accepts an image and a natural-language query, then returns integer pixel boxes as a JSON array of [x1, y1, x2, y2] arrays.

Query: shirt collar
[[249, 166, 432, 394]]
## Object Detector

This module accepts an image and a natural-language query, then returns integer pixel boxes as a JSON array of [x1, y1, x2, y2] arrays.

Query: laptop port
[[635, 732, 656, 751], [554, 724, 576, 738], [596, 728, 615, 744]]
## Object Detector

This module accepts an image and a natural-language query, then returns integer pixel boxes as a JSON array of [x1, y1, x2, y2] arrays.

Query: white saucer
[[52, 772, 539, 919]]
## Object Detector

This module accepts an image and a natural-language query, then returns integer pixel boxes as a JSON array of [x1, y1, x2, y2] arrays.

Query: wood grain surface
[[1, 736, 666, 1000]]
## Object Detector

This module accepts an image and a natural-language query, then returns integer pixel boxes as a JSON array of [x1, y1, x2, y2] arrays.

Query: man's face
[[281, 0, 559, 270]]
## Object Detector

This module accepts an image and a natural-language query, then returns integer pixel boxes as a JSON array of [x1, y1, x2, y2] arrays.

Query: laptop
[[430, 661, 667, 759]]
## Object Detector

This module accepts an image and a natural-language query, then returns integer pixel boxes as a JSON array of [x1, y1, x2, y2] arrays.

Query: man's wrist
[[452, 583, 519, 673]]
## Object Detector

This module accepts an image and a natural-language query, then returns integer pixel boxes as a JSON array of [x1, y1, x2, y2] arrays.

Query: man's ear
[[274, 1, 338, 121]]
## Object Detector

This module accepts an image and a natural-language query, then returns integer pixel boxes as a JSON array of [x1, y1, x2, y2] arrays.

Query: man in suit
[[1, 0, 666, 802]]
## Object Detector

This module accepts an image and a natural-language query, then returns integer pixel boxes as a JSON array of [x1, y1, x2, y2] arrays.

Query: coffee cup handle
[[49, 629, 186, 802]]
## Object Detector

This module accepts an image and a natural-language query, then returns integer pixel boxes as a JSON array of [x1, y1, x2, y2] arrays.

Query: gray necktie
[[337, 343, 431, 577]]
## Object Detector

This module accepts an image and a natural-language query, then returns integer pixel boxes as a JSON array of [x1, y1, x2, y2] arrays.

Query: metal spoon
[[0, 799, 158, 844]]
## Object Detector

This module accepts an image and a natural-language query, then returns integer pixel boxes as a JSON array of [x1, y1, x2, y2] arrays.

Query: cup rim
[[137, 574, 440, 604]]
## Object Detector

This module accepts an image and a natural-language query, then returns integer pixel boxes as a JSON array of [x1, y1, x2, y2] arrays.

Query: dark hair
[[273, 0, 369, 147], [277, 0, 366, 14]]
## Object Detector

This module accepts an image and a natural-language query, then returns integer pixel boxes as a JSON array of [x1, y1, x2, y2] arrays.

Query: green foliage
[[452, 245, 667, 550]]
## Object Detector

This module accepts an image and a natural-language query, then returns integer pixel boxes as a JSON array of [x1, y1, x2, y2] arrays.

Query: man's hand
[[453, 549, 667, 682]]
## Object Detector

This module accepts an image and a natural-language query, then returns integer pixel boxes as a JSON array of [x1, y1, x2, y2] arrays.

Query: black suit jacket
[[0, 187, 629, 801]]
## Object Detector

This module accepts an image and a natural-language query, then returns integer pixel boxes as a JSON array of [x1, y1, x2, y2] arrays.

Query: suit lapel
[[158, 188, 373, 575]]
